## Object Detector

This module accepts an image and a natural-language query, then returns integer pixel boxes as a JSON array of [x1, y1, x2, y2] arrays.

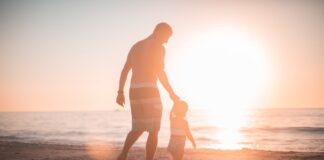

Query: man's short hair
[[153, 22, 172, 35]]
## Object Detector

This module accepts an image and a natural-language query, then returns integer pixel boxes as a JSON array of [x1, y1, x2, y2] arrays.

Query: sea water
[[0, 108, 323, 152]]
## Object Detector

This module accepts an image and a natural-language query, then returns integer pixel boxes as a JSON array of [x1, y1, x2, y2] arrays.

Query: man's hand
[[192, 142, 196, 149], [116, 93, 125, 107], [169, 93, 180, 102]]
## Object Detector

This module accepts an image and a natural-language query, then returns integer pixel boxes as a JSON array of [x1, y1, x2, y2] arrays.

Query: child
[[167, 100, 196, 160]]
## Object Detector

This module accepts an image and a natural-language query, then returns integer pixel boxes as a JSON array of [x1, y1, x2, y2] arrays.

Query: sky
[[0, 0, 323, 111]]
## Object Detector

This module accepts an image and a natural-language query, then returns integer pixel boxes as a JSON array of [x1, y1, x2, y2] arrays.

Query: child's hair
[[170, 100, 188, 118]]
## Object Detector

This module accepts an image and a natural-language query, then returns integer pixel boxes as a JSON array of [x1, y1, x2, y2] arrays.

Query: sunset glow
[[1, 1, 323, 111], [205, 106, 248, 149], [172, 28, 273, 149], [175, 27, 273, 110], [1, 1, 324, 159]]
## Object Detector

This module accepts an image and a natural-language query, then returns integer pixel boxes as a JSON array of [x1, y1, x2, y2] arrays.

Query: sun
[[170, 27, 273, 149], [173, 27, 273, 111]]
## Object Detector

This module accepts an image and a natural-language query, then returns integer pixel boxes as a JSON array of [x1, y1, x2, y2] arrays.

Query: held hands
[[192, 142, 197, 149], [116, 92, 125, 107], [169, 92, 180, 102]]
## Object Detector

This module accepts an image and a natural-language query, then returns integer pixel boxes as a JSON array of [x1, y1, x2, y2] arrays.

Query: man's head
[[152, 22, 173, 44]]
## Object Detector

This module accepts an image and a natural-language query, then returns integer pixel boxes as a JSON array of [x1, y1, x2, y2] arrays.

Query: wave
[[241, 127, 324, 134], [191, 126, 218, 132], [195, 136, 220, 143], [0, 135, 21, 140]]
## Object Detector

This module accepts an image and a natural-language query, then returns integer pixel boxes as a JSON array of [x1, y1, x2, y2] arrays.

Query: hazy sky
[[0, 1, 323, 111]]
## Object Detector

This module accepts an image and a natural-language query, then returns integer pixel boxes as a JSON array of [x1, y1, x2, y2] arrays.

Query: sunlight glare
[[174, 27, 273, 110], [173, 27, 273, 149]]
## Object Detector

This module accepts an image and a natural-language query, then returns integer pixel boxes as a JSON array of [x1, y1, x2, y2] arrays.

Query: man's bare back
[[128, 38, 165, 84]]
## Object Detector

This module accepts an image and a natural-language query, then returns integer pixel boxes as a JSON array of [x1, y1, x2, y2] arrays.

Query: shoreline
[[1, 141, 324, 160]]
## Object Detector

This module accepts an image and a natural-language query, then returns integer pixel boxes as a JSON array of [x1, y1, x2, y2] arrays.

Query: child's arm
[[185, 121, 196, 148]]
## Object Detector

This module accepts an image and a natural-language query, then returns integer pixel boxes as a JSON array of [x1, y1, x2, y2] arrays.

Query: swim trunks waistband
[[130, 82, 157, 89]]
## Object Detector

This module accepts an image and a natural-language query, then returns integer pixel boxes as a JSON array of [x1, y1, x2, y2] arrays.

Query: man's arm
[[116, 47, 133, 107], [157, 70, 179, 102], [156, 47, 179, 102]]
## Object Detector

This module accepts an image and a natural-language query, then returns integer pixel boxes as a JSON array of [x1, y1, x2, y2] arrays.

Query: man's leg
[[117, 130, 143, 160], [145, 131, 159, 160]]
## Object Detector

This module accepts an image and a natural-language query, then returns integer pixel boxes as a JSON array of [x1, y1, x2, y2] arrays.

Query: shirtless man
[[116, 22, 179, 160]]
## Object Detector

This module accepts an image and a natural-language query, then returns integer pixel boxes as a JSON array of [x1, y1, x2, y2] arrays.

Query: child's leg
[[168, 150, 183, 160], [173, 151, 184, 160], [117, 130, 143, 160]]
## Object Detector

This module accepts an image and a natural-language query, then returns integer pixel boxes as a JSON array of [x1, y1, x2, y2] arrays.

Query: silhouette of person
[[116, 22, 180, 160], [168, 100, 196, 160]]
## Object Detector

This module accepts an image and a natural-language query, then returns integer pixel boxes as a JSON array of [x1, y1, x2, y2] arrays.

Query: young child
[[167, 100, 196, 160]]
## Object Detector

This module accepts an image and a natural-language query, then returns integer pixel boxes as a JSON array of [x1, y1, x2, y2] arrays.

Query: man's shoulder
[[134, 38, 149, 46], [129, 40, 145, 55], [132, 38, 164, 54], [132, 40, 143, 48]]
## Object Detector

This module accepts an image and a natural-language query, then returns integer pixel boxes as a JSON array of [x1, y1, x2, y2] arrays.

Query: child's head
[[172, 100, 188, 118]]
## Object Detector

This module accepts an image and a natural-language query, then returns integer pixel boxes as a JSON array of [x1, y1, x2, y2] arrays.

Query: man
[[116, 22, 179, 160]]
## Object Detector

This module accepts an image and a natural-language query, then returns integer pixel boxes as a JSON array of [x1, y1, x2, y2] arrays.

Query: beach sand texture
[[1, 141, 324, 160]]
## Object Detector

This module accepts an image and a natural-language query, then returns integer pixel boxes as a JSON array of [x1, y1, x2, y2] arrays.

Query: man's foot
[[117, 153, 127, 160]]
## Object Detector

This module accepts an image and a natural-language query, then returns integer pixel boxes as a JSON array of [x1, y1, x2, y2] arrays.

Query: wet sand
[[1, 141, 323, 160]]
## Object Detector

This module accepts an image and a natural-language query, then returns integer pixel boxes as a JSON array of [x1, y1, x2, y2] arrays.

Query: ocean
[[0, 108, 323, 152]]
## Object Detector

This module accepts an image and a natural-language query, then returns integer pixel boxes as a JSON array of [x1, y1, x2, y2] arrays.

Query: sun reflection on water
[[207, 107, 249, 150]]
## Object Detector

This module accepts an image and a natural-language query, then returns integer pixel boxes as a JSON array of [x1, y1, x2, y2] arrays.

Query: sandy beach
[[1, 141, 323, 160]]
